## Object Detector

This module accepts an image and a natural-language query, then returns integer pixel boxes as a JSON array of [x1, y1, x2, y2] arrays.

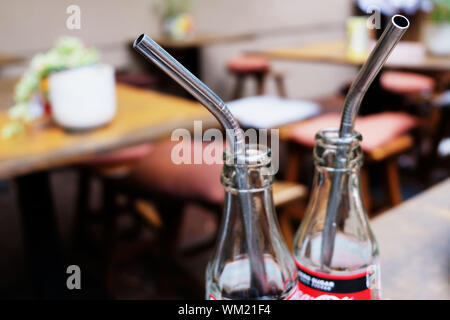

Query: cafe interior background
[[0, 0, 449, 299]]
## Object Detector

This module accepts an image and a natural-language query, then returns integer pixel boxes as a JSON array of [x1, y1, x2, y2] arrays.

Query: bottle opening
[[224, 144, 271, 167], [314, 128, 363, 170], [222, 144, 274, 190], [315, 128, 361, 147]]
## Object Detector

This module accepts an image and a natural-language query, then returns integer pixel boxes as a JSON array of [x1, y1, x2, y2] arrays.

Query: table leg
[[15, 171, 66, 298]]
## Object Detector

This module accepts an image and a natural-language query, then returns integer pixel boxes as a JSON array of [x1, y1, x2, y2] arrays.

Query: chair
[[424, 93, 450, 183], [126, 140, 307, 251], [380, 71, 436, 118], [380, 71, 437, 174], [282, 112, 418, 214], [74, 144, 154, 244], [227, 55, 287, 99], [380, 71, 435, 97]]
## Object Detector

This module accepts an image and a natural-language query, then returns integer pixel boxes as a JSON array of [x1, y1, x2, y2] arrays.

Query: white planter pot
[[49, 64, 116, 130], [423, 22, 450, 56]]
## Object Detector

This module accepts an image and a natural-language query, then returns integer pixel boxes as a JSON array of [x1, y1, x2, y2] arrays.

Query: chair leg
[[279, 207, 295, 251], [255, 73, 266, 95], [383, 157, 403, 207], [274, 73, 287, 98], [285, 145, 303, 182], [278, 200, 306, 251], [102, 178, 121, 292], [423, 107, 449, 184], [155, 198, 185, 254], [74, 168, 91, 243], [232, 74, 245, 100]]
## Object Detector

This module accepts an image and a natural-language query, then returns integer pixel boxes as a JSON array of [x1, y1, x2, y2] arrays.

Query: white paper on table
[[227, 95, 320, 128]]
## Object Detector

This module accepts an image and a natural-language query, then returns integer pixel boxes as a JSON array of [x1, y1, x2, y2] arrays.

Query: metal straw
[[320, 15, 409, 269], [133, 35, 268, 295]]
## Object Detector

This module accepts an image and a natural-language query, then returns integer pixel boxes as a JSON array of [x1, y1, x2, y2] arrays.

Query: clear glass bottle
[[206, 145, 298, 300], [293, 129, 381, 300]]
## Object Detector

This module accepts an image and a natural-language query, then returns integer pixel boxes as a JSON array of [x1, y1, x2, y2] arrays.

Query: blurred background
[[0, 0, 448, 299]]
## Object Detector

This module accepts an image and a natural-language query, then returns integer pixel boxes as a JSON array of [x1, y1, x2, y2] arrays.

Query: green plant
[[1, 37, 100, 139], [431, 0, 450, 23]]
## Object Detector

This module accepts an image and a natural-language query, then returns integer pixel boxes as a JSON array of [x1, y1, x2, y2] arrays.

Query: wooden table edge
[[0, 113, 217, 180]]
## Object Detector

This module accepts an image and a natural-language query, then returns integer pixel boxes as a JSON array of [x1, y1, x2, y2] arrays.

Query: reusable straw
[[320, 15, 409, 269], [134, 35, 268, 294]]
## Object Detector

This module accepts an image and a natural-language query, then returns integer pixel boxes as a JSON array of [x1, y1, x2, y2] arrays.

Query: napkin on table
[[227, 95, 320, 129]]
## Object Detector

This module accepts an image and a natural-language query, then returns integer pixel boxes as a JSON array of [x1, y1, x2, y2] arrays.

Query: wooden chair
[[281, 112, 418, 215], [227, 55, 287, 99], [380, 71, 435, 121], [74, 144, 154, 246], [380, 71, 439, 176]]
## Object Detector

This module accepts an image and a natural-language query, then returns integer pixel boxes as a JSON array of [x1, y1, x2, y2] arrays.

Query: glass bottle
[[206, 145, 298, 300], [293, 129, 381, 300]]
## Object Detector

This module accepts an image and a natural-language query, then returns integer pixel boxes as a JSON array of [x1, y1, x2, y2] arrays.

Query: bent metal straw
[[320, 15, 410, 269], [133, 35, 268, 294]]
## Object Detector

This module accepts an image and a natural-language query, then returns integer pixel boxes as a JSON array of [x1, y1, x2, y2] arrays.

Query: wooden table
[[151, 32, 256, 49], [258, 40, 450, 72], [372, 178, 450, 300], [0, 84, 217, 179], [0, 84, 217, 298]]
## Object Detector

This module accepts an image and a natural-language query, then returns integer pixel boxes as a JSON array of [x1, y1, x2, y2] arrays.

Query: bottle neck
[[221, 144, 274, 192], [310, 128, 367, 219], [211, 145, 297, 299], [313, 128, 363, 171], [220, 144, 277, 233], [294, 129, 374, 272], [310, 165, 366, 213]]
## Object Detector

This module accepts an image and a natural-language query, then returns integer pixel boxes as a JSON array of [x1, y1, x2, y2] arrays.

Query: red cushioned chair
[[282, 112, 419, 214], [227, 55, 287, 99], [126, 140, 307, 250], [380, 71, 437, 175], [74, 144, 155, 244], [380, 71, 436, 119], [380, 71, 435, 96]]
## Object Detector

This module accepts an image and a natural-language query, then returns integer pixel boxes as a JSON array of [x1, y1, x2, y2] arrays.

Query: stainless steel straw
[[320, 15, 409, 269], [134, 35, 268, 295]]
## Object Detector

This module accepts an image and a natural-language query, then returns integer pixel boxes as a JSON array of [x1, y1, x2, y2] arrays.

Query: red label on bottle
[[295, 260, 372, 300]]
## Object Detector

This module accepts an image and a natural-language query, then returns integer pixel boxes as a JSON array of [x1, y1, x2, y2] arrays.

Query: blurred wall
[[0, 0, 356, 100]]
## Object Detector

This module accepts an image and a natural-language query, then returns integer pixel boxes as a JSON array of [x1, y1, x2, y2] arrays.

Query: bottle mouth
[[221, 144, 274, 190], [223, 144, 272, 167], [315, 128, 362, 148], [314, 128, 363, 169]]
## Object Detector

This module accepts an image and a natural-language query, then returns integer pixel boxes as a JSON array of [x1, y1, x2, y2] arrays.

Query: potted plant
[[2, 37, 116, 138], [423, 0, 450, 56], [154, 0, 194, 40]]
